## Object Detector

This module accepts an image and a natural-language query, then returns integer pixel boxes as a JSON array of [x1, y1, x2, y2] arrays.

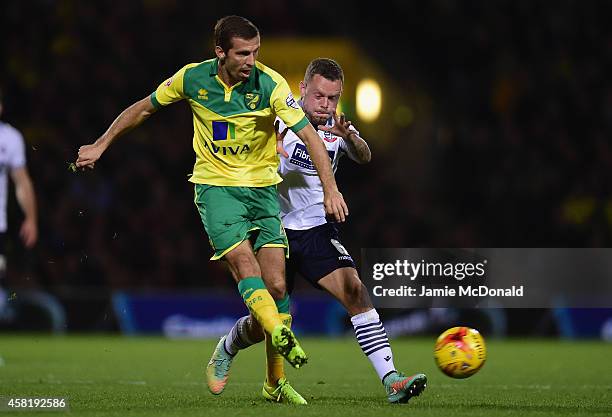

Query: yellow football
[[434, 327, 486, 378]]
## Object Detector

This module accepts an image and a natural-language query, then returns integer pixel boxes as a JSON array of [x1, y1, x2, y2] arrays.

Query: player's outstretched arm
[[295, 123, 349, 222], [76, 96, 157, 169]]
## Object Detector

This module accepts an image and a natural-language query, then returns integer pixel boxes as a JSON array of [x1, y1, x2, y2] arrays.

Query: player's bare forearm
[[12, 168, 38, 247], [12, 168, 37, 224], [345, 132, 371, 164], [296, 124, 339, 193], [296, 124, 349, 221], [97, 96, 156, 149], [76, 96, 157, 168]]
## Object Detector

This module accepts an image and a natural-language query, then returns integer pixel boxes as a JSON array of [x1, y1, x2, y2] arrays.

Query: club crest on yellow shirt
[[245, 92, 260, 110]]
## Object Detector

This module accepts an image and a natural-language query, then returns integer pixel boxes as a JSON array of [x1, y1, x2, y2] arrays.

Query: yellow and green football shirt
[[151, 58, 309, 187]]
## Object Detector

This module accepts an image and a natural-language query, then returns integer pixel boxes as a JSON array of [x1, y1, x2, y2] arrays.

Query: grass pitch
[[0, 335, 610, 416]]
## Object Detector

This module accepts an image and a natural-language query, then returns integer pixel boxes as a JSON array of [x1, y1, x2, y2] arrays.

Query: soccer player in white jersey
[[214, 59, 427, 404], [0, 89, 38, 318]]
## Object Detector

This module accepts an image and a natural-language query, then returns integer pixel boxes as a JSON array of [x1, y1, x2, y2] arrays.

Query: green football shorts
[[194, 184, 288, 260]]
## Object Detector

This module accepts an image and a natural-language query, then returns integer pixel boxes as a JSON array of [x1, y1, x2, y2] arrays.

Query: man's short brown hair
[[214, 15, 259, 52], [304, 58, 344, 84]]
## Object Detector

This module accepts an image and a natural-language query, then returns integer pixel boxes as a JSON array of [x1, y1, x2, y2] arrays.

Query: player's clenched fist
[[76, 143, 104, 170]]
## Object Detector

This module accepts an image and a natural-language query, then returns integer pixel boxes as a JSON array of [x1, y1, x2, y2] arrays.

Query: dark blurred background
[[1, 0, 611, 334]]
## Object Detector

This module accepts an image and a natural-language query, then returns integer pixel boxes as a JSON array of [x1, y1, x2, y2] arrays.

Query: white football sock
[[351, 308, 397, 381], [223, 315, 255, 356]]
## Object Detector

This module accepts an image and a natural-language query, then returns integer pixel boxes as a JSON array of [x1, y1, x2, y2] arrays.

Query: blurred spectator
[[0, 87, 65, 332], [0, 86, 38, 313]]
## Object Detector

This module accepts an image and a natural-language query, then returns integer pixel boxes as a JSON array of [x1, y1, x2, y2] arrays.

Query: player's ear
[[299, 81, 306, 98], [215, 46, 225, 60]]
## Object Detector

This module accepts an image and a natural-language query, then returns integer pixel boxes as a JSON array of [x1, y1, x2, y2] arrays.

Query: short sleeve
[[270, 78, 308, 133], [8, 129, 26, 169], [150, 64, 190, 108]]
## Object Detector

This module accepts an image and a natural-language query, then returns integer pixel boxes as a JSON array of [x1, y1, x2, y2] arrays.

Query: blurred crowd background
[[1, 1, 611, 332]]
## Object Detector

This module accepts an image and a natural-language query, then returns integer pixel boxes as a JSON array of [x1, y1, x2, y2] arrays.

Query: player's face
[[216, 36, 260, 84], [300, 74, 343, 126]]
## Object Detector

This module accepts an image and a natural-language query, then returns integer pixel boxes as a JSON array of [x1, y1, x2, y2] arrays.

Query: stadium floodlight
[[356, 78, 381, 123]]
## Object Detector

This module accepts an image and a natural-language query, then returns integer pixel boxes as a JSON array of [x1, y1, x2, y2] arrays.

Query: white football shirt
[[277, 117, 358, 230], [0, 122, 26, 232]]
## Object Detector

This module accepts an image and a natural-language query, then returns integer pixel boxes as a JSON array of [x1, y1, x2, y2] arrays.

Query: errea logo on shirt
[[198, 89, 209, 100]]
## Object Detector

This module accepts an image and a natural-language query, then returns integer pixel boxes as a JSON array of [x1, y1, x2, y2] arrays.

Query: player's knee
[[345, 276, 365, 301], [227, 252, 260, 278], [342, 274, 373, 312]]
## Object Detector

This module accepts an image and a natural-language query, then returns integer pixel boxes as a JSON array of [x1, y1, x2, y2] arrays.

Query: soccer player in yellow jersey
[[76, 16, 348, 404], [212, 58, 427, 405]]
